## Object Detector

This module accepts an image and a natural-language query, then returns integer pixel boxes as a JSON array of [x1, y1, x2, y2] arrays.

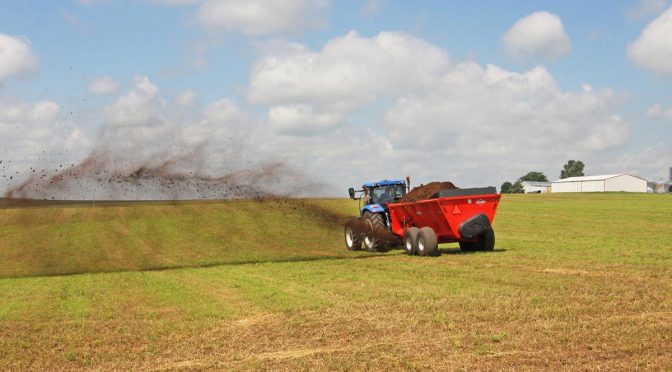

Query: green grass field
[[1, 194, 671, 370]]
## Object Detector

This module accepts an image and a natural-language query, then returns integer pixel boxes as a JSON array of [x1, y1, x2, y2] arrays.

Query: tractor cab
[[348, 179, 409, 219], [362, 180, 407, 205]]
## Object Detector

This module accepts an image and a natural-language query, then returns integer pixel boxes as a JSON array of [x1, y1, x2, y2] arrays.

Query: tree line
[[501, 160, 585, 194]]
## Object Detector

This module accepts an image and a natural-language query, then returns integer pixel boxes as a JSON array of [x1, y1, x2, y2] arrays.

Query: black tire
[[344, 218, 363, 251], [404, 227, 420, 255], [460, 227, 495, 252], [477, 227, 495, 251], [459, 241, 478, 252], [417, 227, 439, 257], [363, 213, 388, 252]]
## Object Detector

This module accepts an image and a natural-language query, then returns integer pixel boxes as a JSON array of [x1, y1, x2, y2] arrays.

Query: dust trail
[[3, 151, 317, 200], [3, 114, 321, 200], [3, 76, 331, 200], [3, 130, 322, 200]]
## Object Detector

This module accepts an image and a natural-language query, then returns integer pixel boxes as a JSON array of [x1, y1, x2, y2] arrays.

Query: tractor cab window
[[368, 184, 406, 204]]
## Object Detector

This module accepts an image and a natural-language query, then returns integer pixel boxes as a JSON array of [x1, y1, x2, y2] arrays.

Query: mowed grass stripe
[[0, 199, 352, 278]]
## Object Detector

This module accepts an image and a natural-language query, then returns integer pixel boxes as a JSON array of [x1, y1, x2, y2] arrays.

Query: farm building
[[647, 181, 670, 193], [522, 181, 551, 193], [551, 174, 647, 193]]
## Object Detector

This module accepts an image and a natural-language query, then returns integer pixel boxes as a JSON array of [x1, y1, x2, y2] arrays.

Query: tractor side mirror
[[348, 187, 355, 199]]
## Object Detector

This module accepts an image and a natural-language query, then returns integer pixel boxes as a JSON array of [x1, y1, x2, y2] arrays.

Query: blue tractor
[[346, 178, 409, 251]]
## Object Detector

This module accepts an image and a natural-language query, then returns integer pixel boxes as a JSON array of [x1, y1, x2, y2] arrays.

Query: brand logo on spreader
[[476, 199, 485, 205]]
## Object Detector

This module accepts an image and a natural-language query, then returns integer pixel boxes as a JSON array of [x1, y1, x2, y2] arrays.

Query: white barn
[[551, 174, 647, 193], [522, 181, 551, 193]]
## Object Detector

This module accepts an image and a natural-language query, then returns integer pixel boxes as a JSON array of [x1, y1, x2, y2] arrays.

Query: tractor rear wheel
[[404, 227, 420, 255], [417, 227, 439, 257], [344, 218, 363, 251], [363, 213, 388, 252]]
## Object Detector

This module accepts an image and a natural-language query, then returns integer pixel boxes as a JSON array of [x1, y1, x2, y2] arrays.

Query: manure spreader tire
[[460, 228, 495, 252], [459, 241, 478, 252], [477, 228, 495, 251], [417, 227, 439, 257], [404, 227, 420, 255]]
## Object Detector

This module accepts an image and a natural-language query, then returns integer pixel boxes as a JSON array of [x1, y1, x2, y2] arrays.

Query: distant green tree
[[519, 171, 548, 182], [500, 181, 513, 193], [511, 180, 525, 193], [560, 160, 585, 179]]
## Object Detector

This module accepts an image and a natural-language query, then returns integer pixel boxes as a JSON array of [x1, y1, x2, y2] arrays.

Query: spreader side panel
[[388, 193, 500, 242]]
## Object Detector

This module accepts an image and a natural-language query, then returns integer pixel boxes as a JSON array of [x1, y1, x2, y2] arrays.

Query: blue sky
[[1, 0, 671, 197], [3, 1, 669, 100]]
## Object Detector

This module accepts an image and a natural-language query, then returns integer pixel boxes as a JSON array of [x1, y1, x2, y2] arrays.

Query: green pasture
[[0, 194, 670, 369]]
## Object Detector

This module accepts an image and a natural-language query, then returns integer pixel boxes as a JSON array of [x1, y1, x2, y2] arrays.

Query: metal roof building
[[551, 174, 647, 193], [522, 181, 551, 193]]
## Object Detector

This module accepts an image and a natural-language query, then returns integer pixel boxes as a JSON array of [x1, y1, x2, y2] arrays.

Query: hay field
[[1, 194, 671, 370]]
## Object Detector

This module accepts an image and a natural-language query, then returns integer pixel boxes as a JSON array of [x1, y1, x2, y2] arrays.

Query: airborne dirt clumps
[[397, 181, 458, 203], [3, 152, 319, 201]]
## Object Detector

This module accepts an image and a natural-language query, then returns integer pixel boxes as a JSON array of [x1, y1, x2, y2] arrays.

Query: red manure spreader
[[344, 178, 501, 256]]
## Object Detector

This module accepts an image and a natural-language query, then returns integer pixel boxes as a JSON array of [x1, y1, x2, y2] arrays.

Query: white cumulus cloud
[[646, 104, 672, 119], [249, 31, 450, 111], [627, 0, 669, 20], [604, 143, 672, 182], [103, 76, 161, 126], [88, 76, 119, 95], [267, 104, 343, 135], [0, 33, 39, 82], [5, 29, 663, 195], [380, 64, 629, 184], [175, 90, 197, 106], [196, 0, 330, 35], [627, 6, 672, 75], [502, 11, 571, 63], [242, 31, 635, 188]]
